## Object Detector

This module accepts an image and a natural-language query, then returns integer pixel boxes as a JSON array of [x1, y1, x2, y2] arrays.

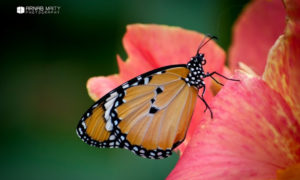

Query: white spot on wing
[[109, 135, 116, 140], [122, 83, 129, 89], [104, 91, 119, 128], [105, 120, 113, 131], [104, 111, 111, 122], [144, 77, 149, 84], [78, 128, 83, 135], [120, 135, 125, 141], [76, 129, 81, 137], [114, 101, 119, 107], [81, 122, 86, 129], [104, 97, 116, 110], [107, 92, 118, 101]]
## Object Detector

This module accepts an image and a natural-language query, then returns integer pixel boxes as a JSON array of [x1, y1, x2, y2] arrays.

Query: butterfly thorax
[[185, 53, 206, 89]]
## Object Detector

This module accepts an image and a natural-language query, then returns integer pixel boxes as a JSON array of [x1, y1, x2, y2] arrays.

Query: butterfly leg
[[198, 86, 213, 119], [206, 72, 240, 85], [200, 85, 207, 111]]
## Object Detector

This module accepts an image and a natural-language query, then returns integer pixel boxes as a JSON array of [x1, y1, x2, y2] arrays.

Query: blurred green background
[[2, 0, 249, 179]]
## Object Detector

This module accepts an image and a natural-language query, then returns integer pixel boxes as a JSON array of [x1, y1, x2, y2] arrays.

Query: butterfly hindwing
[[76, 65, 198, 159]]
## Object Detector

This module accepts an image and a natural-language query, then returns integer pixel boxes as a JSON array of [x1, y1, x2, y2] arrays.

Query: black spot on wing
[[149, 106, 159, 114], [151, 98, 155, 104], [155, 87, 163, 94]]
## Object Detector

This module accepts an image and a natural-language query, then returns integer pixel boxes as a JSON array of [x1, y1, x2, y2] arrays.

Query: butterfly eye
[[201, 59, 206, 65]]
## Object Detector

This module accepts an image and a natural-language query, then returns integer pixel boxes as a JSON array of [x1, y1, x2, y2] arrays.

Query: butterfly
[[76, 35, 239, 159]]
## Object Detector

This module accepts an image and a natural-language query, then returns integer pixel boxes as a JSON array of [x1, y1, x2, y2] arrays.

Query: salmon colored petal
[[116, 55, 154, 81], [263, 1, 300, 124], [210, 66, 233, 96], [238, 62, 259, 77], [86, 75, 123, 101], [277, 163, 300, 180], [229, 0, 286, 75], [123, 24, 225, 76], [284, 0, 300, 21], [168, 71, 300, 180]]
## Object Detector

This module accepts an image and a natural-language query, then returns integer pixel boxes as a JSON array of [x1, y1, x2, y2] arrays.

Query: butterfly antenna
[[196, 34, 218, 55]]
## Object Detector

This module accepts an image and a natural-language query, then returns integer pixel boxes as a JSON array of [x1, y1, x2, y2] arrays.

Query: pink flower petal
[[284, 0, 300, 22], [168, 71, 300, 180], [123, 24, 225, 74], [229, 0, 286, 75], [263, 0, 300, 123], [87, 74, 123, 101], [277, 163, 300, 180]]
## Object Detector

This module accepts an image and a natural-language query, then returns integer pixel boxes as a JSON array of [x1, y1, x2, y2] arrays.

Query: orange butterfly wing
[[77, 65, 198, 159]]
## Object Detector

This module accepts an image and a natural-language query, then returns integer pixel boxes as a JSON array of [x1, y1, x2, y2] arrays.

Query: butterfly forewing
[[77, 65, 198, 159], [85, 104, 110, 141]]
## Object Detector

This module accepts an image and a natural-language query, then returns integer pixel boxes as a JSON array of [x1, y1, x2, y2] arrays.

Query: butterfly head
[[187, 53, 206, 68], [184, 35, 217, 88], [190, 34, 216, 68], [195, 53, 206, 65]]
